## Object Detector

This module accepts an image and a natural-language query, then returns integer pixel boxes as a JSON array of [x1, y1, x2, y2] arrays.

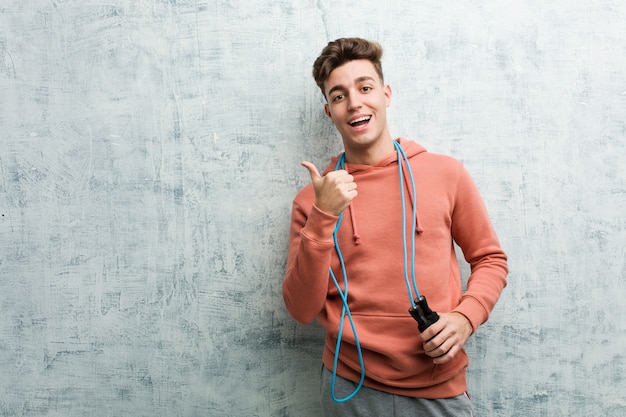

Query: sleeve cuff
[[301, 204, 340, 243], [453, 296, 489, 333]]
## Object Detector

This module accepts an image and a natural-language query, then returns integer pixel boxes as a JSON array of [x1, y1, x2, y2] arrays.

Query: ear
[[384, 84, 392, 107], [324, 103, 332, 120]]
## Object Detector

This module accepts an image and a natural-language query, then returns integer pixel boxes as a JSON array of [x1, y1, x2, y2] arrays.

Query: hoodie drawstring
[[348, 202, 362, 245], [341, 140, 424, 246]]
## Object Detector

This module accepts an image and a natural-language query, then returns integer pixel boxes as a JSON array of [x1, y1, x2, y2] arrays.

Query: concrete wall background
[[1, 0, 624, 416]]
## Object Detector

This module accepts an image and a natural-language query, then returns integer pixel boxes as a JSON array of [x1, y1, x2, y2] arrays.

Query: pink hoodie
[[283, 138, 508, 398]]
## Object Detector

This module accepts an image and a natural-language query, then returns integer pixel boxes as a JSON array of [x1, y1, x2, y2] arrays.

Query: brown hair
[[312, 37, 384, 98]]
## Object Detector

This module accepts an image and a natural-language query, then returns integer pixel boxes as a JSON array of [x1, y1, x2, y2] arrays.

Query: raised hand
[[301, 161, 358, 216]]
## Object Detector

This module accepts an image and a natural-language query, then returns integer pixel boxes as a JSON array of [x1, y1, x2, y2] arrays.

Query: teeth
[[350, 116, 371, 125]]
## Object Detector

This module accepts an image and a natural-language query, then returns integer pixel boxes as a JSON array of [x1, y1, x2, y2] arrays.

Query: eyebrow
[[327, 76, 377, 97]]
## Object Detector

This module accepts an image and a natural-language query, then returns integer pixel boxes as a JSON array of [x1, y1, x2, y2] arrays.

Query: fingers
[[424, 336, 460, 365], [300, 161, 322, 183], [301, 161, 354, 184], [421, 312, 473, 365], [300, 160, 357, 216], [421, 323, 449, 361]]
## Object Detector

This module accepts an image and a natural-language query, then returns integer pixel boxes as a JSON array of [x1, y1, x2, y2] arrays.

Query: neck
[[343, 136, 396, 165]]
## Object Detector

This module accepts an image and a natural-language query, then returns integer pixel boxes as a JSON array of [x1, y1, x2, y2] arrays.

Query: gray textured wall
[[1, 1, 625, 416]]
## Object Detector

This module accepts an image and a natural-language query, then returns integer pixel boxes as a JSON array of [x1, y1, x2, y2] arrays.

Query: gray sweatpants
[[320, 367, 474, 417]]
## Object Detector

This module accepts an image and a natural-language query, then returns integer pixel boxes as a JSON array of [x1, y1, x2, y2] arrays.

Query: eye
[[361, 85, 372, 92], [332, 94, 344, 102]]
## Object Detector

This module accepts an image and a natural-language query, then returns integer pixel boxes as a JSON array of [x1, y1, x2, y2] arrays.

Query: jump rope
[[328, 141, 439, 402]]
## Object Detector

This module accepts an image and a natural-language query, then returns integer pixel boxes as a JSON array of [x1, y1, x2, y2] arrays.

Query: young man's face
[[323, 59, 392, 157]]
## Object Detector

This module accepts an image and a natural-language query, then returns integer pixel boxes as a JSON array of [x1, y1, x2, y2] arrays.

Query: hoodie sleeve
[[450, 164, 508, 331], [282, 194, 339, 324]]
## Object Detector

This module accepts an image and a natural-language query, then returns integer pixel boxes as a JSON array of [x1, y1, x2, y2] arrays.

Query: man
[[283, 37, 508, 416]]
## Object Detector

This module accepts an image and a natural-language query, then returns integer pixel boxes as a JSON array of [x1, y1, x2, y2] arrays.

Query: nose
[[347, 91, 362, 110]]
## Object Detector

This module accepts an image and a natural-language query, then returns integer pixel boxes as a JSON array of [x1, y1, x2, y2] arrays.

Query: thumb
[[300, 161, 322, 183]]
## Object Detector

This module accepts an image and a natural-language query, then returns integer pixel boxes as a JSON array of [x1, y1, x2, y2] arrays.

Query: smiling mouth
[[349, 116, 371, 127]]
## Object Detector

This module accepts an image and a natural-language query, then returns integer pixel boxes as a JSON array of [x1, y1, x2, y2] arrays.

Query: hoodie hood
[[322, 138, 427, 245], [322, 138, 427, 175]]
